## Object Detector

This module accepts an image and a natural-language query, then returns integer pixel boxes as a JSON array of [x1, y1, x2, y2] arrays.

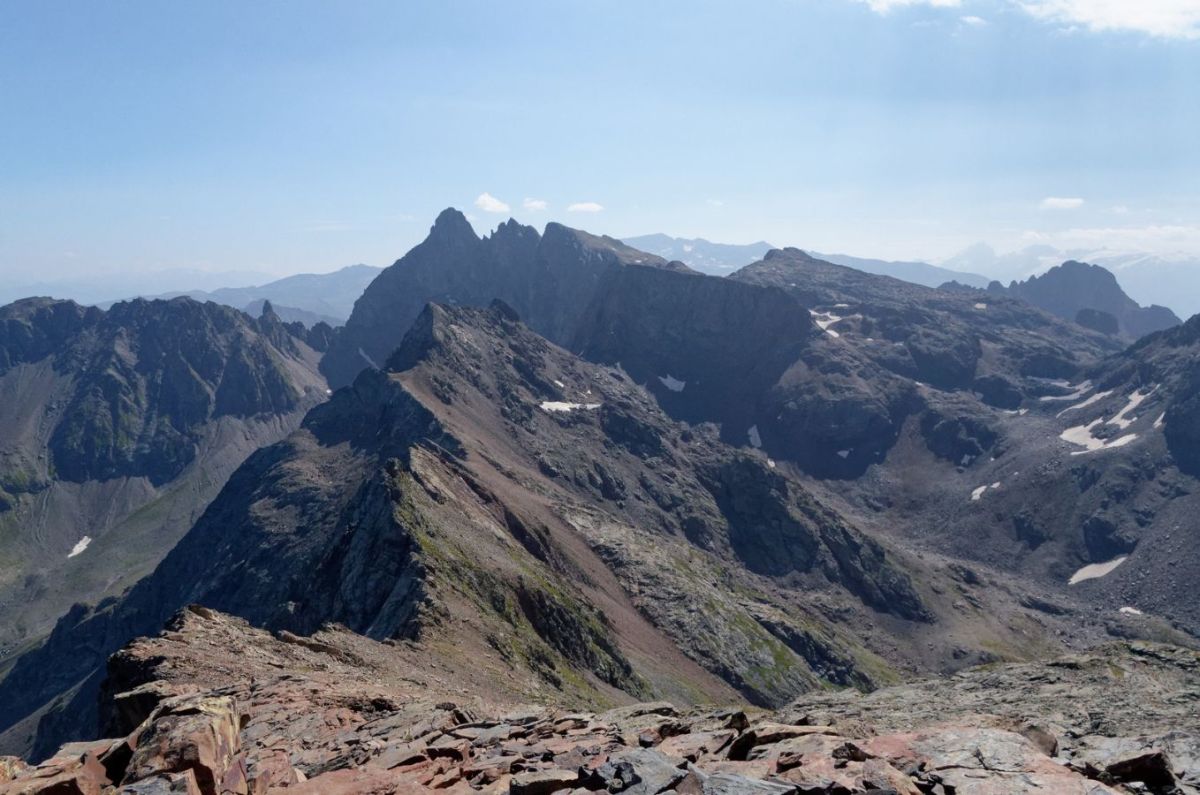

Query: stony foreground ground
[[2, 606, 1197, 794]]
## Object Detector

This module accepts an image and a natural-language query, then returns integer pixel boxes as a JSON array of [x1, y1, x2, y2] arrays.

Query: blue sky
[[1, 0, 1198, 281]]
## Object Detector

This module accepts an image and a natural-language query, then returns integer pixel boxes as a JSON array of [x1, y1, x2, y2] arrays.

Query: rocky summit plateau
[[3, 210, 1200, 795]]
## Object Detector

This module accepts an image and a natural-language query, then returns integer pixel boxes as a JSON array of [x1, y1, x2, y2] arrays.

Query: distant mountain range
[[942, 243, 1200, 320], [622, 233, 991, 289], [810, 251, 990, 289], [120, 264, 382, 326], [621, 233, 772, 274], [0, 268, 275, 309]]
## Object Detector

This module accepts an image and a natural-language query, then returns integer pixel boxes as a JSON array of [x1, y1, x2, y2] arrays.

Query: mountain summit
[[987, 259, 1181, 338], [320, 209, 688, 389]]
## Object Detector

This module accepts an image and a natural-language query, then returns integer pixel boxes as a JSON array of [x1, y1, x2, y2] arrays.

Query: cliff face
[[0, 296, 326, 675]]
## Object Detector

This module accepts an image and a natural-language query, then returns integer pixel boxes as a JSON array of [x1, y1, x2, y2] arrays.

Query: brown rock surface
[[9, 607, 1196, 794]]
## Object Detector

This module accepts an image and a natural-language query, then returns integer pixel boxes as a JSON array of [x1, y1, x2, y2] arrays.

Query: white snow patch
[[1069, 556, 1127, 585], [553, 379, 565, 388], [68, 536, 92, 558], [1060, 419, 1132, 453], [1119, 606, 1144, 616], [808, 309, 849, 338], [833, 303, 850, 309], [1054, 389, 1111, 415], [971, 482, 1003, 501], [837, 449, 851, 459], [1110, 389, 1152, 430], [1155, 412, 1165, 429], [325, 388, 333, 396], [1039, 380, 1095, 404], [357, 347, 380, 369], [747, 425, 762, 449], [767, 458, 776, 469], [974, 302, 988, 310], [657, 374, 686, 393], [1059, 387, 1155, 454], [540, 401, 601, 413]]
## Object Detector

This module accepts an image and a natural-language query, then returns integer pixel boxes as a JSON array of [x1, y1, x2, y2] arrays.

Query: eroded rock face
[[8, 608, 1195, 795]]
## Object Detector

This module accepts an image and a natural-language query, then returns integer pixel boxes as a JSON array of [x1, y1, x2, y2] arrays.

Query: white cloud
[[1017, 0, 1200, 39], [854, 0, 1200, 38], [960, 14, 988, 25], [567, 202, 604, 213], [858, 0, 960, 11], [707, 198, 725, 208], [522, 198, 548, 211], [1110, 205, 1130, 215], [474, 192, 510, 213], [1039, 196, 1086, 210], [1042, 224, 1200, 254]]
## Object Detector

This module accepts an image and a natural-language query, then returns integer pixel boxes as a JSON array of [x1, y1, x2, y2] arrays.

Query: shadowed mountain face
[[321, 210, 689, 389], [986, 260, 1181, 339], [3, 302, 1122, 763], [0, 297, 326, 668]]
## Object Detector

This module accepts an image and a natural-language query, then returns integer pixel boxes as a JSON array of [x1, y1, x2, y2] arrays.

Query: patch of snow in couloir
[[1069, 556, 1128, 585], [657, 374, 686, 392], [540, 401, 601, 413], [1040, 380, 1094, 404], [68, 536, 92, 558]]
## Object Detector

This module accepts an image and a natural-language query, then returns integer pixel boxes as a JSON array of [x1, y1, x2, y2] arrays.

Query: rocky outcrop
[[7, 608, 1195, 794]]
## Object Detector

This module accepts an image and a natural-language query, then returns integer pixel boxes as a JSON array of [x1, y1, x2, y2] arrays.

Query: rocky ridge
[[3, 606, 1197, 794]]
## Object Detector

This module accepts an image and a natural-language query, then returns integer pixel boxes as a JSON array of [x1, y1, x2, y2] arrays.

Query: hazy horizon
[[3, 0, 1198, 283]]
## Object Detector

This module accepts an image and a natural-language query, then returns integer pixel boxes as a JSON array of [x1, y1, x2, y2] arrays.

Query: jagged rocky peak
[[428, 204, 482, 244], [320, 208, 686, 389], [992, 259, 1181, 339]]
